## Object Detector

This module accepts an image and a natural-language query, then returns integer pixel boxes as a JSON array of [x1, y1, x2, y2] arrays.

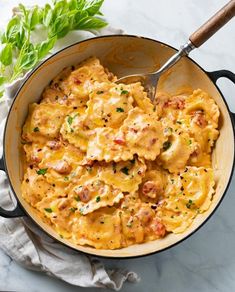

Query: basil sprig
[[0, 0, 107, 97]]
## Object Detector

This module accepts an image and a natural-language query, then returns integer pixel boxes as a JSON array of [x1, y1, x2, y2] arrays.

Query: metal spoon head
[[116, 73, 158, 103]]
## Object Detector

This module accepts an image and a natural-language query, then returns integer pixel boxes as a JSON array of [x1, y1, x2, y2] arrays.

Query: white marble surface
[[0, 0, 235, 291]]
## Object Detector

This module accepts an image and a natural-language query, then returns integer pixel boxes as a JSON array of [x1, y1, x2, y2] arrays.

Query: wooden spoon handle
[[189, 0, 235, 48]]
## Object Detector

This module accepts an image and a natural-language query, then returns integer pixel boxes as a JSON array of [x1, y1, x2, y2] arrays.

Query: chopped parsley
[[97, 90, 104, 94], [37, 168, 48, 175], [176, 120, 182, 124], [116, 107, 124, 112], [96, 196, 101, 202], [120, 167, 129, 175], [186, 199, 193, 209], [69, 207, 77, 212], [44, 208, 52, 213], [74, 196, 81, 202], [64, 176, 69, 181], [33, 127, 39, 132], [163, 141, 172, 151], [79, 207, 84, 215], [121, 89, 129, 95], [67, 115, 73, 125], [188, 139, 192, 145]]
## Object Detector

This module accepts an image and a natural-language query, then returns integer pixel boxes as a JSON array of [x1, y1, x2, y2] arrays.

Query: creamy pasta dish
[[21, 57, 220, 249]]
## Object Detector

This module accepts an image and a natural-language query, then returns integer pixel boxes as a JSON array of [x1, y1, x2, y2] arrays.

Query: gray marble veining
[[0, 0, 235, 291]]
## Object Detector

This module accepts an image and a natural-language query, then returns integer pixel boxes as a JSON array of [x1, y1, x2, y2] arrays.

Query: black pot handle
[[207, 69, 235, 121], [0, 156, 25, 218]]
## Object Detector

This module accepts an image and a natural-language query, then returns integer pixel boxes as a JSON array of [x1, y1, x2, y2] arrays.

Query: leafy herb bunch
[[0, 0, 107, 97]]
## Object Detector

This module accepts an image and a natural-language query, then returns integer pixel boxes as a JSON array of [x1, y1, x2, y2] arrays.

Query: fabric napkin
[[0, 26, 139, 290]]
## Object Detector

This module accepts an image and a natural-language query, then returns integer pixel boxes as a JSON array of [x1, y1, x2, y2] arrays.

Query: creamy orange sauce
[[21, 57, 220, 249]]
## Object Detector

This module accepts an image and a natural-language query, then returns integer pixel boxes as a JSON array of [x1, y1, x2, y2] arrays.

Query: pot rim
[[2, 34, 235, 259]]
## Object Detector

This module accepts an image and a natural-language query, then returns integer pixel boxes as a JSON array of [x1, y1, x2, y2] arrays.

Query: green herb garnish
[[69, 207, 77, 212], [176, 120, 182, 124], [116, 107, 124, 112], [186, 199, 193, 209], [44, 207, 52, 213], [163, 141, 172, 151], [33, 127, 39, 132], [64, 176, 69, 181], [37, 168, 48, 175], [96, 90, 104, 94], [120, 167, 129, 175], [121, 90, 129, 95], [74, 196, 81, 202], [67, 115, 73, 125], [96, 196, 101, 202]]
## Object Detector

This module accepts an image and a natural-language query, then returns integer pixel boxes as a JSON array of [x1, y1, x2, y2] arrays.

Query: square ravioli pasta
[[21, 57, 220, 250]]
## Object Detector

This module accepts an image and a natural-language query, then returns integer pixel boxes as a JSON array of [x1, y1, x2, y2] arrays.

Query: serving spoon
[[117, 0, 235, 102]]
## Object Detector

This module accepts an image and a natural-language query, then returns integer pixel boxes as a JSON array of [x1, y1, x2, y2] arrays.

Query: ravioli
[[120, 108, 167, 160], [68, 170, 124, 215], [22, 103, 71, 142], [21, 57, 220, 250], [157, 166, 215, 233], [86, 83, 133, 129]]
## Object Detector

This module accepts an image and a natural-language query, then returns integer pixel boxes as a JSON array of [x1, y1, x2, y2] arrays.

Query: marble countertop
[[0, 0, 235, 291]]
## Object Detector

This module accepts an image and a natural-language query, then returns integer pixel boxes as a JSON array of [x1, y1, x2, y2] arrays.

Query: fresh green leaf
[[53, 0, 69, 19], [84, 0, 104, 16], [0, 76, 5, 86], [0, 43, 13, 66], [37, 37, 57, 60], [74, 15, 107, 30], [69, 0, 79, 10], [96, 196, 101, 202], [19, 3, 28, 18], [49, 14, 69, 38], [28, 6, 40, 30], [19, 50, 38, 71], [0, 91, 4, 99], [43, 4, 53, 26], [5, 16, 20, 43], [15, 24, 26, 49], [0, 0, 108, 90]]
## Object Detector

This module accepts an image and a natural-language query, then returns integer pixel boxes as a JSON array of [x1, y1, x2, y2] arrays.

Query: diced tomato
[[113, 138, 126, 145], [73, 77, 82, 85]]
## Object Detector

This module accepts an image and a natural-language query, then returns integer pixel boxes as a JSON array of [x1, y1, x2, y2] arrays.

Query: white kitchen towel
[[0, 26, 140, 290]]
